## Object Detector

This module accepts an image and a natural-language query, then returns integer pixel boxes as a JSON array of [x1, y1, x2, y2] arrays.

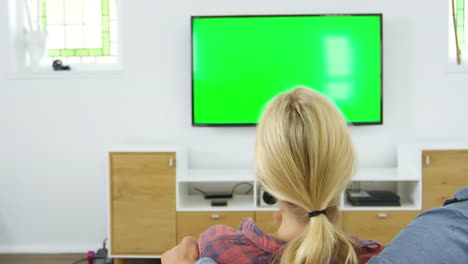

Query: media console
[[107, 142, 468, 263]]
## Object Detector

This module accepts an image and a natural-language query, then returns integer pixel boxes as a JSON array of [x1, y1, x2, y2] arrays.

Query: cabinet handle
[[425, 155, 431, 166], [377, 213, 388, 219], [169, 157, 174, 167], [210, 214, 221, 219]]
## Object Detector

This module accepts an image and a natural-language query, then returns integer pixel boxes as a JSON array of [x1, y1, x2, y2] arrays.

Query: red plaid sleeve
[[198, 218, 284, 264], [352, 236, 384, 263]]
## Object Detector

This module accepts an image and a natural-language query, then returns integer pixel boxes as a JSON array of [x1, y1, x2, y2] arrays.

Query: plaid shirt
[[199, 218, 284, 264], [198, 218, 383, 264]]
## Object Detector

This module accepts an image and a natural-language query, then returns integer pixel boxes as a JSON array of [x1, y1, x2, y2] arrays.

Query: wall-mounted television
[[192, 14, 383, 126]]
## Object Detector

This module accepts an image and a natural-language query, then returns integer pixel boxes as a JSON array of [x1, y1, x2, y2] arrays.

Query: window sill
[[7, 65, 124, 80], [446, 63, 468, 73]]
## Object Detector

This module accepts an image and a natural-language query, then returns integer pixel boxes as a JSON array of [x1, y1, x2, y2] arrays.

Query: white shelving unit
[[117, 143, 460, 213], [175, 165, 422, 212]]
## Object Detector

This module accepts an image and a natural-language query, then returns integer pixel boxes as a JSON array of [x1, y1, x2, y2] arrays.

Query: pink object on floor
[[87, 250, 95, 264]]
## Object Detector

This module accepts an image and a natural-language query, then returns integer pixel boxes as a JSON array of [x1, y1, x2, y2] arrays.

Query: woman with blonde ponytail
[[162, 87, 383, 264], [255, 87, 360, 264]]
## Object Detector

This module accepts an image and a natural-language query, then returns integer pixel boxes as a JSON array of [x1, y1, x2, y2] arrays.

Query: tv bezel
[[191, 13, 383, 127]]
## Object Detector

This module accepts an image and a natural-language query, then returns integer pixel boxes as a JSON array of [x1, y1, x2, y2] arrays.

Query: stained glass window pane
[[449, 0, 467, 61], [455, 0, 466, 43], [25, 0, 118, 66]]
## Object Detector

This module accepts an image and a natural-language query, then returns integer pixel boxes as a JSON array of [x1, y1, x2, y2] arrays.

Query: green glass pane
[[103, 16, 110, 31], [48, 49, 61, 57], [89, 49, 104, 56], [41, 16, 46, 29], [457, 13, 465, 25], [62, 49, 75, 56], [454, 0, 465, 47], [102, 32, 110, 55], [102, 0, 109, 16], [41, 0, 46, 29], [75, 49, 90, 56], [458, 31, 465, 41]]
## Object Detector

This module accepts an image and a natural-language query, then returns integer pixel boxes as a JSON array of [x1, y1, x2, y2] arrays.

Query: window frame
[[448, 0, 468, 72], [7, 0, 124, 79]]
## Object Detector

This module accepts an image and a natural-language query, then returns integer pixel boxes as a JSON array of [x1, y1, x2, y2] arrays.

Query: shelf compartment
[[177, 182, 255, 211], [178, 194, 255, 211], [353, 168, 419, 181], [341, 180, 421, 211]]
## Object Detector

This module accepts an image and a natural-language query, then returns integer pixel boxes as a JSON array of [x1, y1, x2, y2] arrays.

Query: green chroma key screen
[[192, 14, 382, 126]]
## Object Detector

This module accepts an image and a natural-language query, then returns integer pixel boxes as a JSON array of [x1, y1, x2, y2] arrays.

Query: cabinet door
[[422, 150, 468, 211], [176, 211, 254, 243], [342, 211, 419, 245], [255, 211, 279, 235], [110, 152, 176, 255]]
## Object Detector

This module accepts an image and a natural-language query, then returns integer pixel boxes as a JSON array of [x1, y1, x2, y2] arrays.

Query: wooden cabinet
[[110, 152, 176, 256], [255, 211, 279, 235], [342, 211, 419, 244], [422, 150, 468, 211], [176, 211, 254, 243]]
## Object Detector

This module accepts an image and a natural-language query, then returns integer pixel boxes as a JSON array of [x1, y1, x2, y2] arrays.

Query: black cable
[[193, 186, 207, 195], [72, 238, 109, 264], [231, 182, 253, 195], [194, 183, 253, 196], [102, 237, 108, 251]]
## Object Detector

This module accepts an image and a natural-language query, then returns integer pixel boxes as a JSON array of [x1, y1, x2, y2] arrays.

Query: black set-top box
[[346, 189, 401, 206]]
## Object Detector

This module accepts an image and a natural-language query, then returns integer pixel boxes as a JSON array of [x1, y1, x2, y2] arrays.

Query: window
[[449, 0, 468, 65], [9, 0, 121, 73]]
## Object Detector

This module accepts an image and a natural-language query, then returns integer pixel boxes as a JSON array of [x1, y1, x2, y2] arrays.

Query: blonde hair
[[255, 87, 358, 264]]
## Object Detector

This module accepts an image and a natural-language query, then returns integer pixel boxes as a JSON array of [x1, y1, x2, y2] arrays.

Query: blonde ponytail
[[255, 87, 359, 264], [272, 207, 358, 264], [278, 214, 357, 264]]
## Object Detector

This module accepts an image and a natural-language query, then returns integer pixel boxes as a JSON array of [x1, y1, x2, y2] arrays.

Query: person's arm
[[161, 236, 200, 264], [367, 205, 468, 264]]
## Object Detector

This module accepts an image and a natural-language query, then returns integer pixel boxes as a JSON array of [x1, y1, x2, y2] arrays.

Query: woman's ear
[[272, 211, 282, 225]]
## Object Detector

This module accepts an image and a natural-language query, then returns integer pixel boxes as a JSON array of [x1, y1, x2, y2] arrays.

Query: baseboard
[[0, 244, 97, 254]]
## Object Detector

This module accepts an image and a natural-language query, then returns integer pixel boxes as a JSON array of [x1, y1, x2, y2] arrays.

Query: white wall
[[1, 0, 467, 253]]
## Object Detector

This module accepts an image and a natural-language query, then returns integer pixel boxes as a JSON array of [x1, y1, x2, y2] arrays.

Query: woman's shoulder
[[199, 223, 237, 242], [198, 218, 253, 248], [198, 217, 284, 264]]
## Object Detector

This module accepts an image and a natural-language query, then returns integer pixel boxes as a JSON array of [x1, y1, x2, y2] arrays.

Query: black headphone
[[52, 59, 71, 71]]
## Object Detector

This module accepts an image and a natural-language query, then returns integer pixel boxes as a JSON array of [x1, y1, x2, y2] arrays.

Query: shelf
[[178, 169, 255, 182], [255, 206, 279, 212], [177, 194, 255, 212], [341, 202, 420, 211]]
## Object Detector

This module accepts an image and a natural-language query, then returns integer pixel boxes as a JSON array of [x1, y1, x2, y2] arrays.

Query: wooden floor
[[0, 254, 161, 264]]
